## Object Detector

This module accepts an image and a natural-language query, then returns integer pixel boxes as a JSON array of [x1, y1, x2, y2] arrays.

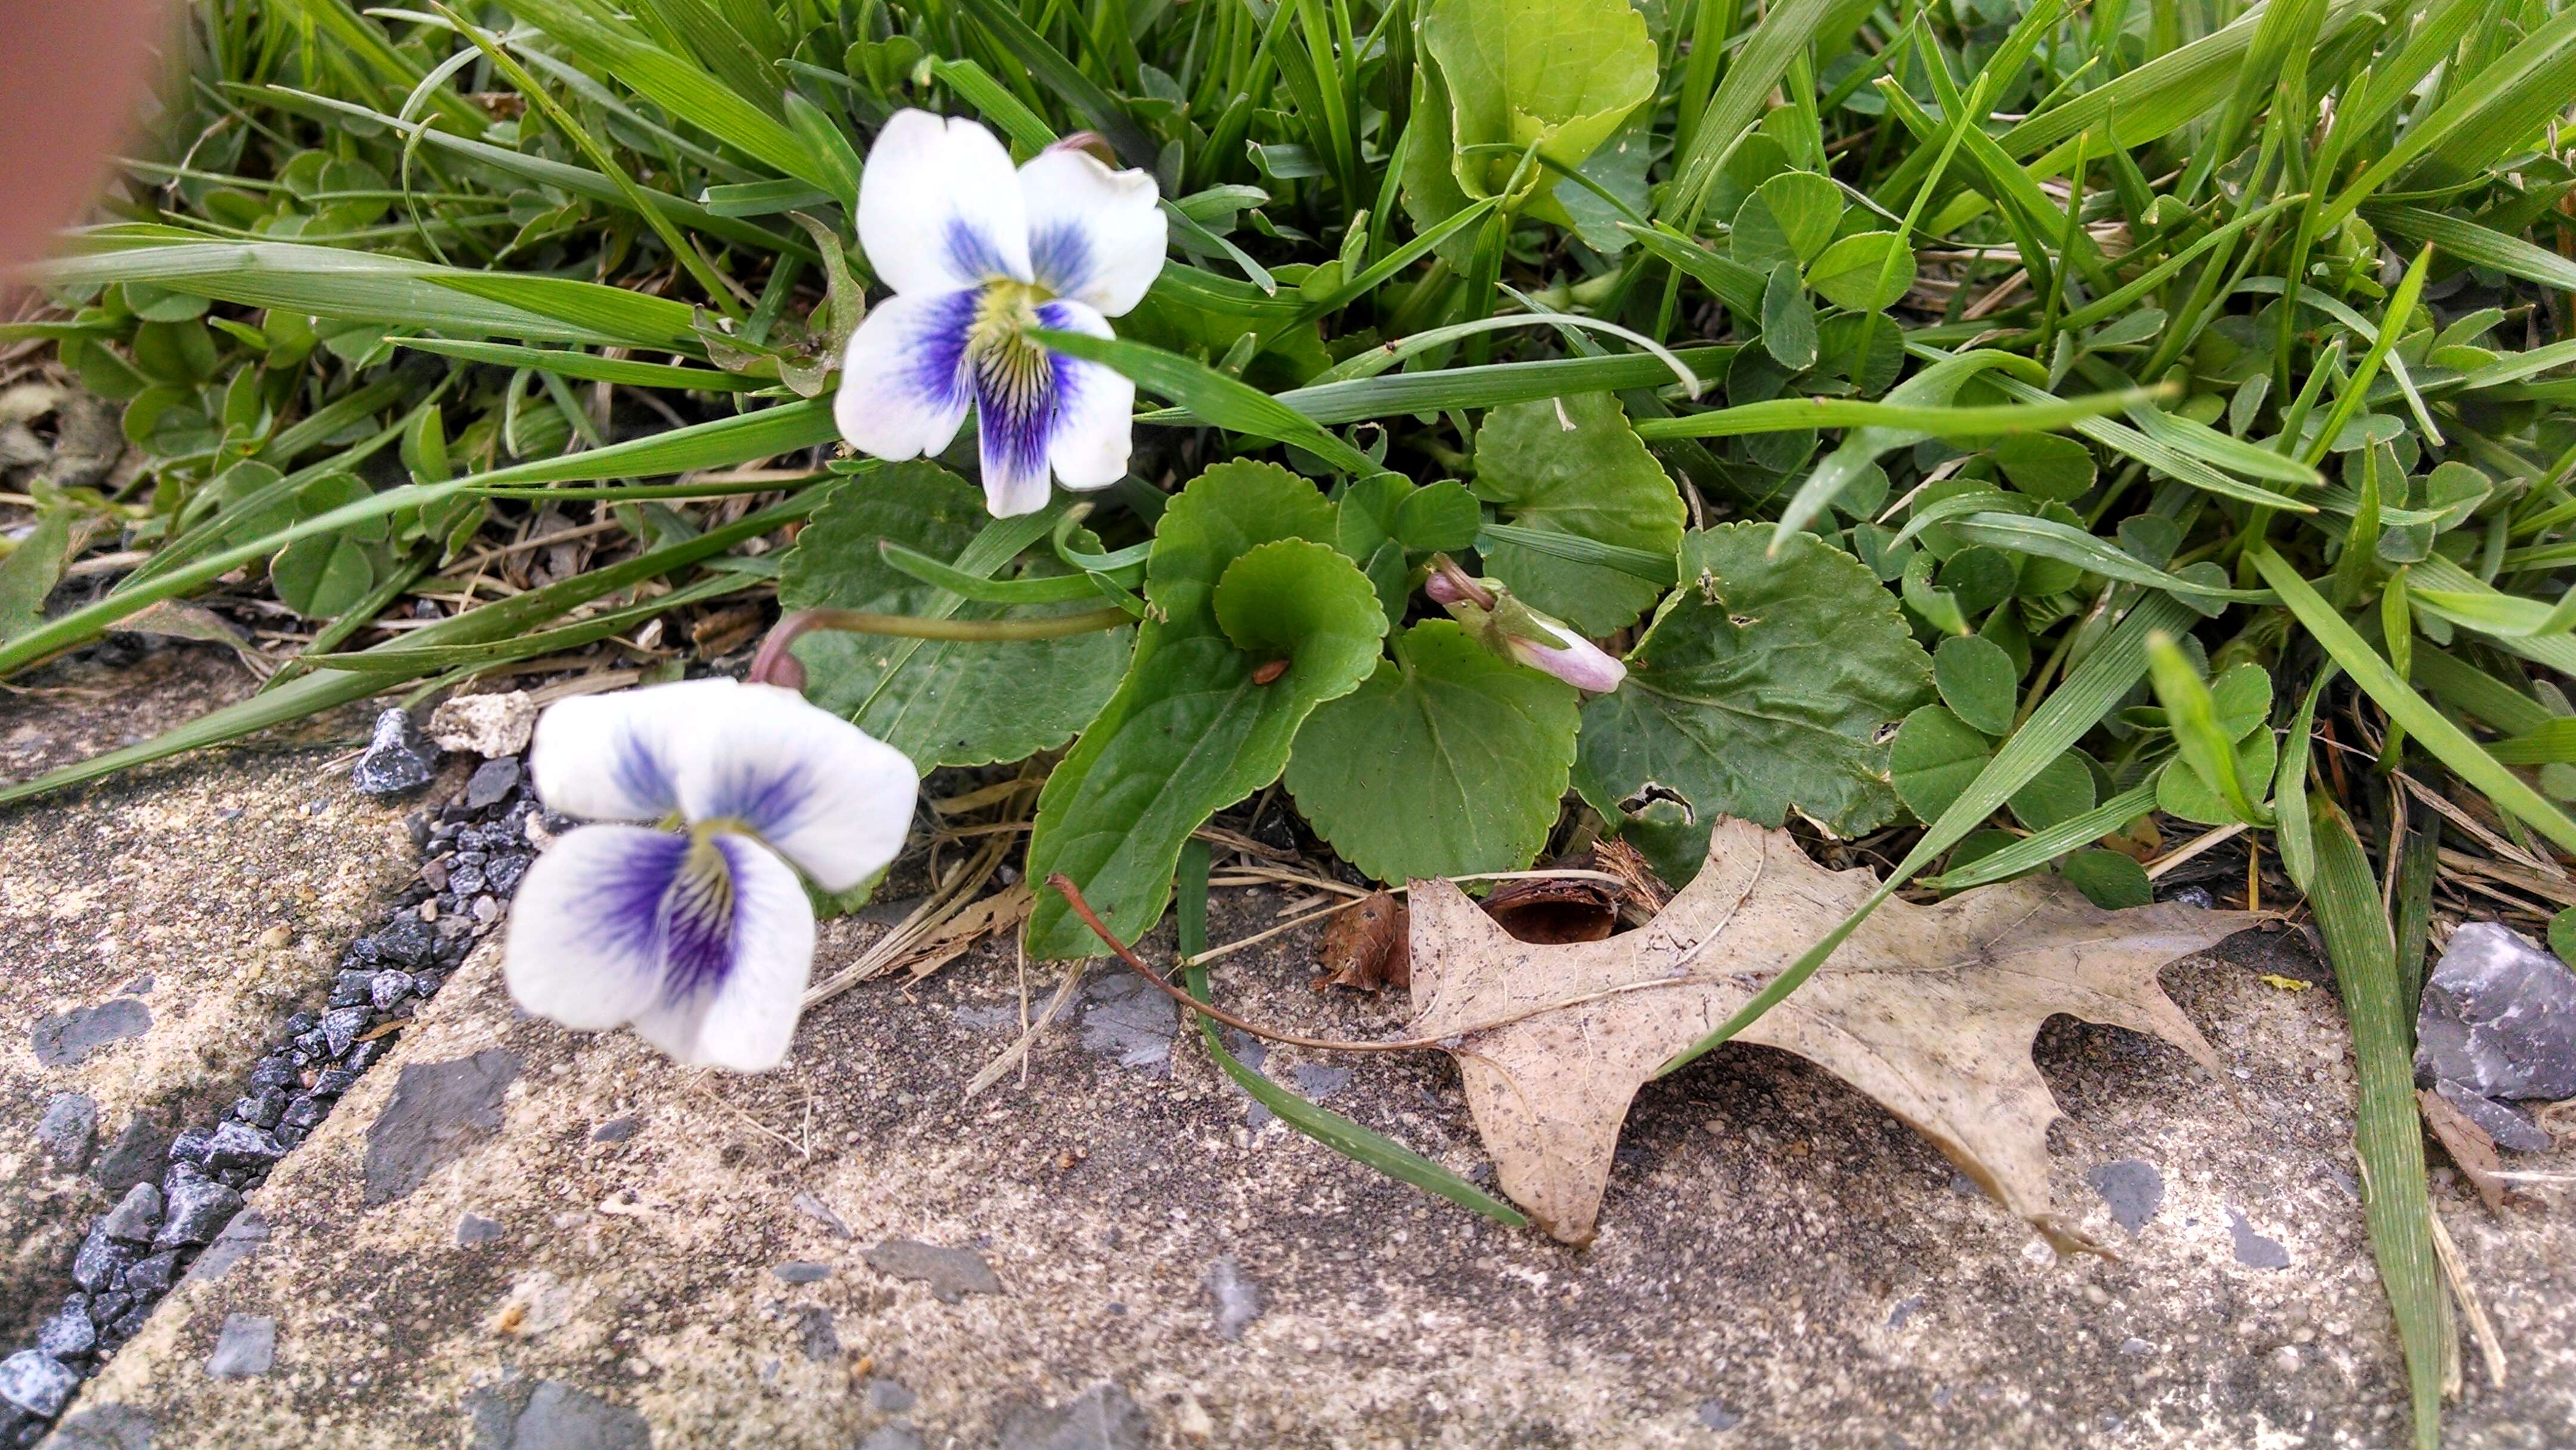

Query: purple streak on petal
[[905, 289, 979, 419], [608, 727, 683, 817], [970, 303, 1083, 497], [691, 751, 819, 845], [583, 828, 692, 980], [943, 216, 1015, 284], [1029, 222, 1095, 302], [658, 834, 767, 1004]]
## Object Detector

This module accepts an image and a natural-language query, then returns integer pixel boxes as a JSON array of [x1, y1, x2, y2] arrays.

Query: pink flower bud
[[1509, 618, 1627, 693], [1423, 569, 1469, 606]]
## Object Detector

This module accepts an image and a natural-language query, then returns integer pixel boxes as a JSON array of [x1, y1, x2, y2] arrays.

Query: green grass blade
[[1657, 591, 2198, 1076], [2306, 801, 2449, 1450], [1173, 841, 1527, 1225], [1918, 779, 2160, 890], [2252, 547, 2576, 854], [0, 497, 818, 804], [0, 401, 837, 679], [1031, 329, 1386, 478]]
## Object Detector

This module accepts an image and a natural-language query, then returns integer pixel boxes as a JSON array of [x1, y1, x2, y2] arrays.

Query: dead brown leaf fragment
[[2418, 1088, 2508, 1214], [1316, 891, 1409, 992], [1482, 841, 1671, 943], [1407, 817, 2259, 1249]]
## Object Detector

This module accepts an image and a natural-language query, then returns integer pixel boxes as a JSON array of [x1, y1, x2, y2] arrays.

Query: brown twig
[[1049, 873, 1441, 1051], [1045, 873, 1773, 1054]]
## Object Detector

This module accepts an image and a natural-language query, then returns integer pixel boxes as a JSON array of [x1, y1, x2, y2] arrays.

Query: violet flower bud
[[1506, 615, 1628, 693]]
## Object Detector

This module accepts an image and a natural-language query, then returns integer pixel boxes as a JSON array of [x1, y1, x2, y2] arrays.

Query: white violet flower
[[503, 678, 917, 1071], [835, 110, 1168, 518]]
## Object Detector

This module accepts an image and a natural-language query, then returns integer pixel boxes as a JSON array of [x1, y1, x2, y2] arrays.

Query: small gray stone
[[589, 1117, 641, 1144], [320, 1006, 371, 1058], [205, 1315, 276, 1379], [102, 1182, 163, 1242], [353, 708, 438, 797], [2086, 1159, 2164, 1232], [2118, 1337, 2156, 1356], [370, 970, 416, 1011], [0, 1350, 79, 1417], [1885, 1296, 1921, 1330], [465, 757, 523, 810], [797, 1309, 841, 1364], [71, 1224, 131, 1291], [364, 1050, 522, 1206], [2433, 1079, 2555, 1151], [2226, 1207, 2292, 1269], [1696, 1401, 1742, 1431], [2417, 921, 2576, 1100], [125, 1250, 179, 1297], [863, 1240, 1001, 1303], [45, 1403, 156, 1450], [865, 1378, 915, 1412], [202, 1120, 286, 1172], [507, 1380, 652, 1450], [92, 1115, 170, 1192], [32, 998, 153, 1067], [184, 1209, 269, 1284], [790, 1189, 850, 1238], [998, 1383, 1150, 1450], [458, 1212, 505, 1246], [154, 1175, 243, 1249], [771, 1261, 831, 1284], [1288, 1062, 1352, 1100], [1204, 1256, 1262, 1342], [859, 1428, 924, 1450], [37, 1092, 98, 1169], [1078, 971, 1176, 1074], [38, 1302, 97, 1359]]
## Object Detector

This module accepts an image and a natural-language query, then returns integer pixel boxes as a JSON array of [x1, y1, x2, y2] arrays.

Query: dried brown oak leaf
[[1407, 817, 2258, 1249]]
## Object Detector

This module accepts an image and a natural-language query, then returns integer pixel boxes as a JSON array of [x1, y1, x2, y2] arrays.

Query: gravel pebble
[[100, 1183, 162, 1243], [35, 1093, 98, 1169]]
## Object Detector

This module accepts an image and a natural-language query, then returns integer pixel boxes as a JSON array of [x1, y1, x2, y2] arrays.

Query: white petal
[[1038, 300, 1135, 492], [858, 109, 1030, 294], [503, 825, 685, 1030], [676, 683, 919, 891], [628, 835, 815, 1072], [836, 288, 980, 463], [528, 678, 739, 821], [1017, 147, 1167, 315]]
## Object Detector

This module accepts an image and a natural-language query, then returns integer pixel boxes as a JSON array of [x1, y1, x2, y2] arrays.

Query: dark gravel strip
[[0, 715, 552, 1446]]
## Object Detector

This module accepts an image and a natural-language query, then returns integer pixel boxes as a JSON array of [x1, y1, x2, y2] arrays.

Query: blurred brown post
[[0, 0, 175, 286]]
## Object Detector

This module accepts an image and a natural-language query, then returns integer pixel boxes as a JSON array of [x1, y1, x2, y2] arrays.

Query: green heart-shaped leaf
[[1287, 621, 1579, 882], [1024, 462, 1386, 959], [1472, 393, 1685, 634], [779, 464, 1134, 772], [1575, 523, 1931, 882]]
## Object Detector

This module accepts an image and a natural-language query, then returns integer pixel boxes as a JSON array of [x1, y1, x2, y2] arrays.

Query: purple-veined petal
[[1509, 619, 1628, 693], [836, 287, 980, 463], [1034, 299, 1134, 491], [676, 683, 918, 892], [968, 317, 1067, 518], [627, 834, 814, 1072], [502, 824, 688, 1030], [1017, 148, 1166, 316], [857, 110, 1031, 294], [528, 677, 738, 821]]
